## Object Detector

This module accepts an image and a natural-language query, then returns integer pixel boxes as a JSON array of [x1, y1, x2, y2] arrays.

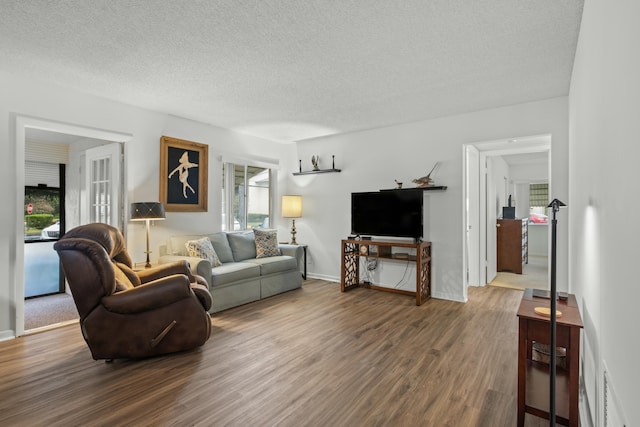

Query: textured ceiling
[[0, 1, 584, 143]]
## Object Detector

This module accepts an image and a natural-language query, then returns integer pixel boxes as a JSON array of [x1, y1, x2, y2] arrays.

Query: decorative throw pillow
[[253, 228, 281, 258], [185, 237, 222, 267]]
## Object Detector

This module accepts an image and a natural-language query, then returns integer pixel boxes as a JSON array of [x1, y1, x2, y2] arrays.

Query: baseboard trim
[[0, 330, 16, 342], [431, 290, 467, 303], [25, 319, 79, 335], [305, 273, 339, 282]]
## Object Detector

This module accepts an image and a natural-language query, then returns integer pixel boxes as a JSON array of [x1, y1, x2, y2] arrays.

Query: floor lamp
[[547, 198, 566, 426], [130, 202, 166, 268], [282, 195, 302, 245]]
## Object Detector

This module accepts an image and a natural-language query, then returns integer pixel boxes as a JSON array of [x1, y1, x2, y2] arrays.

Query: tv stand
[[340, 239, 431, 305]]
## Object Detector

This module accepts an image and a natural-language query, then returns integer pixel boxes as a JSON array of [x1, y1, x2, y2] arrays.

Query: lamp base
[[290, 219, 298, 245], [145, 219, 152, 268]]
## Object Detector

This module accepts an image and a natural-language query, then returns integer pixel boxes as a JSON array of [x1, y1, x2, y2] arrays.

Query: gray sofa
[[159, 231, 303, 313]]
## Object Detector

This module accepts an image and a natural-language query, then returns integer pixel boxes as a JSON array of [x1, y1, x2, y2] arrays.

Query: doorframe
[[13, 116, 131, 337], [462, 134, 551, 293], [463, 145, 481, 292]]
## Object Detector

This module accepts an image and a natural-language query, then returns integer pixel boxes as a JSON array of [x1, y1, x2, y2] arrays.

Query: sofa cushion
[[185, 237, 222, 267], [253, 228, 281, 258], [227, 231, 257, 261], [241, 256, 298, 275], [206, 232, 234, 263], [209, 262, 260, 287]]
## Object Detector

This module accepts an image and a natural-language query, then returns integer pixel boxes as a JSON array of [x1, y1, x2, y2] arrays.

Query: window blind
[[529, 183, 548, 207]]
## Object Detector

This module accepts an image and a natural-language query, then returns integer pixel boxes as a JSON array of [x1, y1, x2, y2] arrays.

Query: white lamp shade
[[282, 195, 302, 218]]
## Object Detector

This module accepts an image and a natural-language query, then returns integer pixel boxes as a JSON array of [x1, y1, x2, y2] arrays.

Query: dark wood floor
[[0, 280, 551, 426]]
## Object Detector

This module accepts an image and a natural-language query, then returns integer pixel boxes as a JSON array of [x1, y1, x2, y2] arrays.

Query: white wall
[[514, 183, 530, 219], [289, 97, 569, 302], [0, 72, 294, 339], [510, 162, 549, 183], [569, 0, 640, 425], [527, 225, 547, 257]]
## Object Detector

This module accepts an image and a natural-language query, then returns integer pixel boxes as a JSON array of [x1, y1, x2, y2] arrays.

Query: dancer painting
[[160, 136, 208, 212], [168, 151, 198, 198]]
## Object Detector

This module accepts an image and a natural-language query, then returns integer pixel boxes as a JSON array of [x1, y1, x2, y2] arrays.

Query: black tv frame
[[350, 189, 424, 240]]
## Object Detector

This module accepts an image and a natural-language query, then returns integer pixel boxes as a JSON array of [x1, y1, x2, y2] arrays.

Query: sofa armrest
[[159, 255, 212, 281], [279, 244, 303, 259], [279, 244, 304, 271]]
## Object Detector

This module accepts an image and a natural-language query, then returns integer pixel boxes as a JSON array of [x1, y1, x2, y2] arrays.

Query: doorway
[[14, 116, 131, 336], [463, 134, 551, 296]]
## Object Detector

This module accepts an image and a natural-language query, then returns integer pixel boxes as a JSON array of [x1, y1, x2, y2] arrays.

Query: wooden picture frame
[[159, 136, 208, 212]]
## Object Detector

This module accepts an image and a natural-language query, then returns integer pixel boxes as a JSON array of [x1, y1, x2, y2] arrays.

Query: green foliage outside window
[[24, 214, 55, 229]]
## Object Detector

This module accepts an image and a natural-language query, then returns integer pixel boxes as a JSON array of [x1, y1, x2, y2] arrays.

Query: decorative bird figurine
[[412, 162, 439, 187], [311, 155, 320, 171]]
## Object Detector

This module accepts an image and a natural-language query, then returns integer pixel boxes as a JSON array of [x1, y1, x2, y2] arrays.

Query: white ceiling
[[0, 1, 584, 143]]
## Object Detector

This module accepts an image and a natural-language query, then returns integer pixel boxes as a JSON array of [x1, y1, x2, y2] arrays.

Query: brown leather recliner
[[53, 223, 212, 360]]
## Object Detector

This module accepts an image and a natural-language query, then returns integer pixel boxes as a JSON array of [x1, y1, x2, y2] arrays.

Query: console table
[[340, 239, 431, 305], [517, 289, 583, 426]]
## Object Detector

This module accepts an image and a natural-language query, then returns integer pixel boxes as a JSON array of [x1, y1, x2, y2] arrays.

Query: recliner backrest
[[54, 223, 139, 317]]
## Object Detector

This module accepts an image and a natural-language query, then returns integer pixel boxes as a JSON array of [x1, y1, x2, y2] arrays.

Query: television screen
[[351, 190, 423, 239]]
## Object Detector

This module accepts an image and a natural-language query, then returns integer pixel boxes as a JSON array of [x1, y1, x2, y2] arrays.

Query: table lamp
[[130, 202, 166, 268], [281, 195, 302, 245]]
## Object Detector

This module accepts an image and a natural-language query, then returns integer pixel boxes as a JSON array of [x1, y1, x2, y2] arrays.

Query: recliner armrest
[[191, 282, 212, 311], [102, 275, 193, 314], [137, 260, 193, 283]]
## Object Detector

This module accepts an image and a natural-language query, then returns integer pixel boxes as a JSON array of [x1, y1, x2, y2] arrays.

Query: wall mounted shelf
[[294, 155, 340, 176], [293, 168, 341, 176], [380, 186, 447, 191]]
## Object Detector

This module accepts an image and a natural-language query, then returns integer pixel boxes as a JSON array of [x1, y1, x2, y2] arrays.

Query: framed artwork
[[159, 136, 208, 212]]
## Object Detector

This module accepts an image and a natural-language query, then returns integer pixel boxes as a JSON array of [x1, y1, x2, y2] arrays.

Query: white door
[[485, 157, 498, 283], [82, 143, 123, 228], [465, 145, 480, 287]]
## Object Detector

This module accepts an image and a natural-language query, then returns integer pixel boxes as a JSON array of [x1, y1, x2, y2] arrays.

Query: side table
[[516, 289, 583, 426], [281, 243, 308, 279], [133, 262, 152, 272], [296, 244, 308, 279]]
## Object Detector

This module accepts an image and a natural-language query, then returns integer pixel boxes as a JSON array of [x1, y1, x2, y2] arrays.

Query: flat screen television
[[351, 189, 423, 239]]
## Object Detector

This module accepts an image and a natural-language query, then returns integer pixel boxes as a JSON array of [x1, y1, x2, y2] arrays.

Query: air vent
[[604, 367, 627, 427]]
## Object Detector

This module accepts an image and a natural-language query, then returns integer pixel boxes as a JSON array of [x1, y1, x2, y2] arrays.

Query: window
[[529, 183, 549, 207], [24, 162, 66, 297], [529, 183, 549, 223], [222, 162, 272, 231]]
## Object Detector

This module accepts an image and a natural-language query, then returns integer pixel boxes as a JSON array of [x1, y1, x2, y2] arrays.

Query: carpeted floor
[[24, 293, 78, 331], [489, 254, 548, 290]]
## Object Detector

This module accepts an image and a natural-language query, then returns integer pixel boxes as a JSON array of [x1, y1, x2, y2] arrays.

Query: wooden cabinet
[[497, 218, 528, 274], [340, 239, 431, 305]]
